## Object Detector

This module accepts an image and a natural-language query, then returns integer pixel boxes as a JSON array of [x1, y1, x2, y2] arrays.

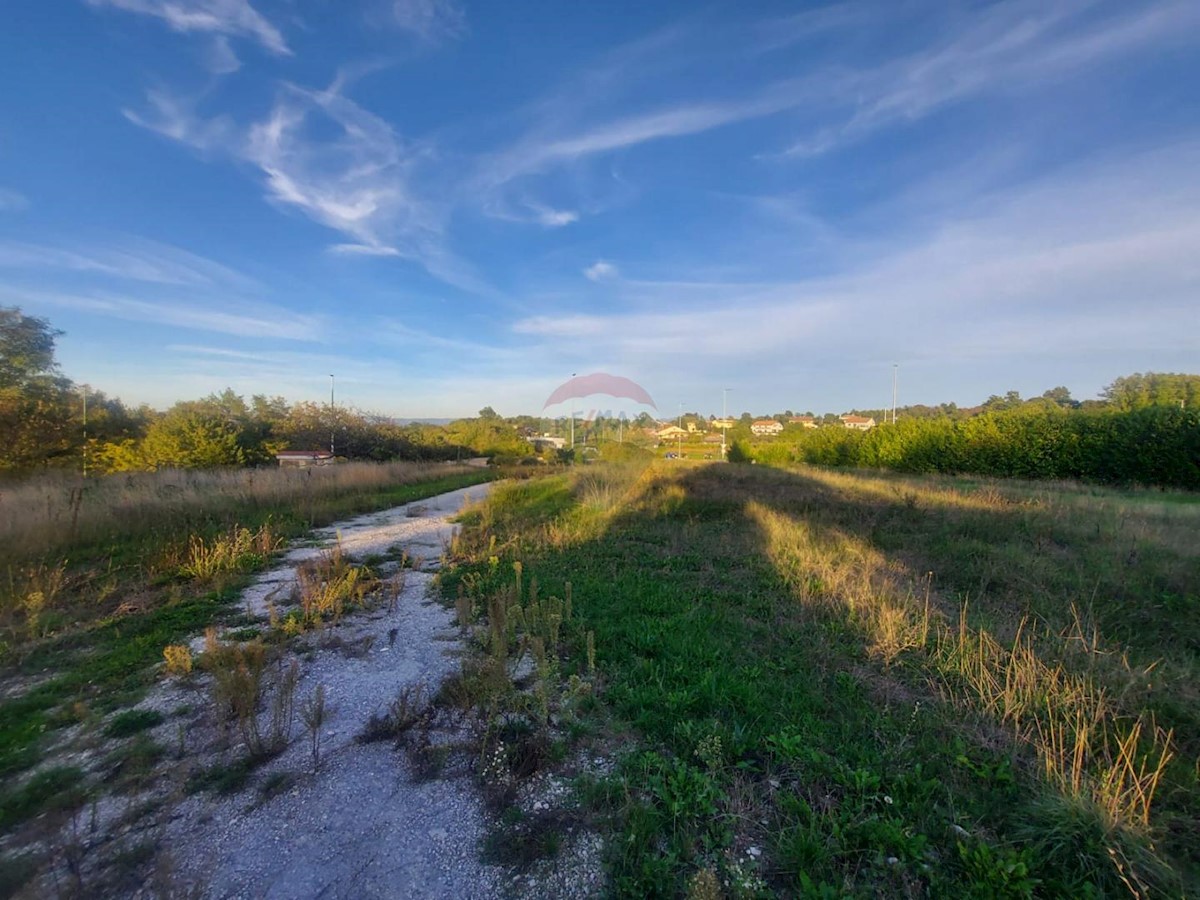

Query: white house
[[751, 419, 784, 436], [840, 415, 876, 431]]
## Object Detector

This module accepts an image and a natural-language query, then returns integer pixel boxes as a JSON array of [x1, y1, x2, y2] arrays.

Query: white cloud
[[4, 287, 324, 341], [481, 0, 1199, 193], [514, 143, 1200, 374], [125, 77, 492, 291], [778, 1, 1200, 157], [0, 188, 28, 212], [583, 261, 618, 282], [87, 0, 289, 55], [328, 243, 403, 257], [0, 238, 260, 290], [391, 0, 466, 42], [532, 206, 579, 227], [205, 35, 241, 74]]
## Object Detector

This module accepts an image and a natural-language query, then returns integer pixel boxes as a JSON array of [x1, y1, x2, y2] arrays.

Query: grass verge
[[441, 461, 1197, 897]]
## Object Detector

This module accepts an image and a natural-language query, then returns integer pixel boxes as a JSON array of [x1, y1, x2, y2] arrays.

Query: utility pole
[[570, 374, 576, 448], [678, 401, 683, 459], [722, 387, 731, 460], [329, 374, 336, 456], [81, 384, 88, 478], [891, 364, 898, 425]]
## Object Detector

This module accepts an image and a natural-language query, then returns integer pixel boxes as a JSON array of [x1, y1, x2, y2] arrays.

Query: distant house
[[751, 419, 784, 436], [840, 415, 876, 431], [702, 433, 724, 444], [789, 416, 818, 428], [275, 450, 335, 467], [711, 418, 736, 430], [656, 425, 688, 441], [527, 435, 566, 451]]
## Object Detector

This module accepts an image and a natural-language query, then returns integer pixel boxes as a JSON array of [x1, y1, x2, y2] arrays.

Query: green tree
[[130, 409, 247, 470], [0, 307, 79, 471], [0, 307, 61, 389], [1102, 373, 1200, 411]]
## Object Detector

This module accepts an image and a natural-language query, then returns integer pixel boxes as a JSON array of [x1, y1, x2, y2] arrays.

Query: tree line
[[733, 401, 1200, 489], [0, 307, 531, 475], [4, 305, 1197, 485]]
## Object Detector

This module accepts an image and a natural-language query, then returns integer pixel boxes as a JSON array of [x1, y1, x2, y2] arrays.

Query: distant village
[[523, 411, 879, 454]]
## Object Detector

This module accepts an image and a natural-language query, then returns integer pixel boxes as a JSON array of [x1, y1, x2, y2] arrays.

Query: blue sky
[[1, 0, 1198, 418]]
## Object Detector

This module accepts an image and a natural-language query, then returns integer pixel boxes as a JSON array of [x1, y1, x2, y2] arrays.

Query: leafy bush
[[752, 405, 1200, 489]]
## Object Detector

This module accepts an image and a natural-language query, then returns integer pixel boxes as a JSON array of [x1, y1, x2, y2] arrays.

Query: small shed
[[275, 450, 335, 468]]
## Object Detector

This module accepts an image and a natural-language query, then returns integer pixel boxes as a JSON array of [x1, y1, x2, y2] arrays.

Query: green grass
[[0, 468, 492, 803], [103, 708, 164, 738], [0, 766, 86, 830], [443, 461, 1198, 897]]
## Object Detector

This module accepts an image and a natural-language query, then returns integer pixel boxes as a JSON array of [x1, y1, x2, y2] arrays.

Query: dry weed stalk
[[294, 542, 378, 627], [178, 523, 280, 581], [749, 500, 1176, 836], [162, 644, 193, 676]]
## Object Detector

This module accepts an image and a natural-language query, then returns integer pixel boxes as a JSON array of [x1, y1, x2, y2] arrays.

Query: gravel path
[[160, 483, 509, 899]]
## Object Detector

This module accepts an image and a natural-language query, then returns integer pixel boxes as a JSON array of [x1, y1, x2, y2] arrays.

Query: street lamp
[[81, 384, 88, 478], [891, 364, 898, 425], [678, 401, 683, 459], [329, 374, 336, 456]]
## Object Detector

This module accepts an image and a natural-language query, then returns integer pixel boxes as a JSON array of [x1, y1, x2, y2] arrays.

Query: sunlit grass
[[443, 460, 1197, 896]]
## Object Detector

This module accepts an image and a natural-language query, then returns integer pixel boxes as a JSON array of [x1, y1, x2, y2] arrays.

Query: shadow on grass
[[453, 461, 1196, 896]]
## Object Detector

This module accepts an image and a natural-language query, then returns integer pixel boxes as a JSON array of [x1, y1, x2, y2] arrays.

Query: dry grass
[[750, 498, 1176, 832], [178, 524, 281, 582], [292, 542, 379, 629], [0, 461, 465, 565]]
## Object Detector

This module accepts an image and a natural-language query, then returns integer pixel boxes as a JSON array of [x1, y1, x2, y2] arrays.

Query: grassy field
[[443, 460, 1199, 897], [0, 461, 492, 839]]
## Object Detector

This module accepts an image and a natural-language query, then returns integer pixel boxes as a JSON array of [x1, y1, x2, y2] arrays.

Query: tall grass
[[446, 461, 1196, 894], [0, 461, 470, 565]]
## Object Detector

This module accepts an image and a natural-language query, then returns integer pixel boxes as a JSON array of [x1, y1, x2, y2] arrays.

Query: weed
[[104, 708, 164, 738], [440, 461, 1199, 895], [0, 766, 87, 829], [294, 543, 379, 628], [204, 638, 295, 757], [179, 524, 280, 582], [358, 683, 428, 743], [186, 758, 256, 795], [162, 644, 193, 676], [300, 684, 327, 770]]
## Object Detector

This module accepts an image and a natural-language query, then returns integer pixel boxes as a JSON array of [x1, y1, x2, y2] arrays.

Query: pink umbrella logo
[[543, 373, 657, 410]]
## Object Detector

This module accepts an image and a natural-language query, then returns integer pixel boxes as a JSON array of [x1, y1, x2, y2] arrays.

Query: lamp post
[[678, 401, 683, 459], [329, 374, 336, 456], [891, 364, 898, 425], [569, 374, 576, 448], [722, 387, 731, 459], [81, 384, 88, 478]]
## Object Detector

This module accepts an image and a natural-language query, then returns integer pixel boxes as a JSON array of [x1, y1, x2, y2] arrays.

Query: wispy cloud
[[0, 237, 259, 290], [390, 0, 466, 42], [513, 142, 1200, 375], [86, 0, 289, 55], [481, 0, 1198, 197], [583, 260, 618, 282], [205, 35, 241, 74], [125, 75, 490, 292], [5, 287, 323, 341], [778, 0, 1200, 157], [0, 188, 29, 212]]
